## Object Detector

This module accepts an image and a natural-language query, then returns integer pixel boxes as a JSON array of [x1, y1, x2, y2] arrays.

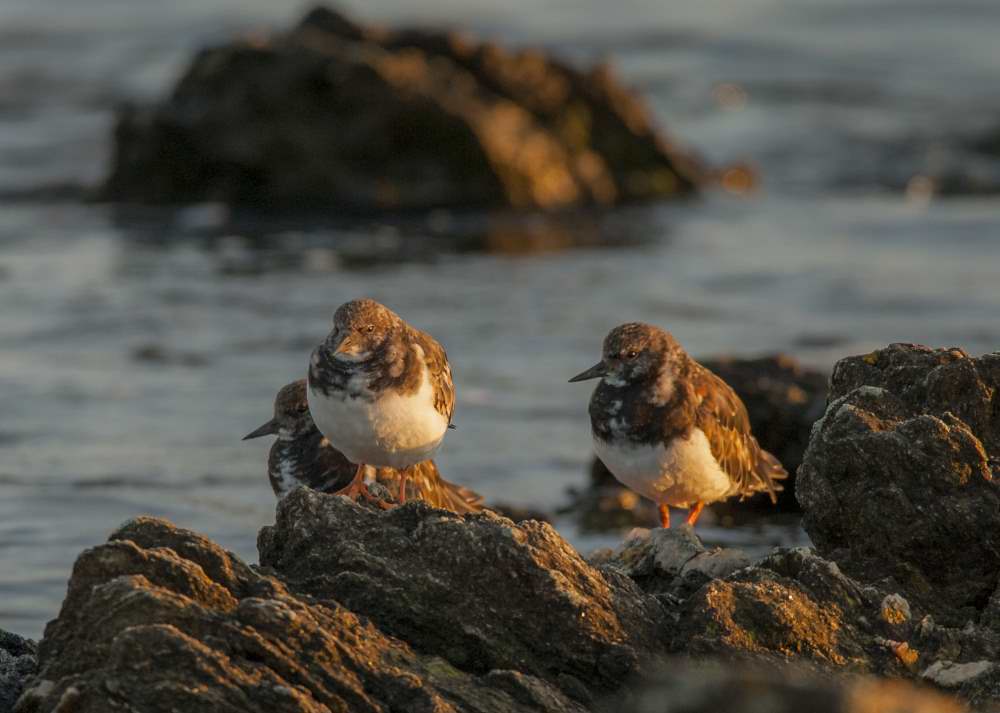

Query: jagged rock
[[593, 526, 921, 675], [797, 344, 1000, 625], [672, 547, 897, 671], [18, 515, 591, 713], [14, 489, 993, 711], [1, 631, 36, 713], [258, 490, 668, 695], [568, 354, 827, 530], [595, 526, 751, 600], [102, 5, 703, 211]]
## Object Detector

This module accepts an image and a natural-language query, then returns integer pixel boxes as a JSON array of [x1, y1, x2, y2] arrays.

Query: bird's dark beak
[[242, 418, 279, 440], [332, 332, 357, 356], [568, 361, 608, 383]]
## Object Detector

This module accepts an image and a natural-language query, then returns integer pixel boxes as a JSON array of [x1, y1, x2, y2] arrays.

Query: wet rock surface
[[567, 354, 828, 530], [102, 5, 703, 211], [797, 343, 1000, 624], [0, 631, 36, 713]]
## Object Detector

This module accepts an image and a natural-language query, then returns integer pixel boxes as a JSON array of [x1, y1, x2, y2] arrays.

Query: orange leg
[[396, 467, 410, 505], [658, 504, 671, 529], [333, 464, 392, 509], [686, 501, 705, 526]]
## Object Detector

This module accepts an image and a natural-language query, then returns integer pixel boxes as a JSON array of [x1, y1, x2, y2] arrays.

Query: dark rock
[[600, 527, 1000, 705], [15, 489, 993, 711], [102, 5, 703, 211], [1, 631, 36, 713], [673, 547, 891, 671], [797, 344, 1000, 624], [19, 515, 591, 713], [567, 354, 827, 531], [258, 490, 668, 696], [595, 527, 911, 674]]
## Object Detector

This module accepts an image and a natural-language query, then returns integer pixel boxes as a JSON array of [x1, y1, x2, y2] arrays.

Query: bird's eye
[[366, 324, 375, 333], [626, 350, 638, 359]]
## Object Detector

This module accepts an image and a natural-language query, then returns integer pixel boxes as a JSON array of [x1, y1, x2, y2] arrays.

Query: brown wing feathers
[[693, 366, 787, 502], [413, 329, 455, 422]]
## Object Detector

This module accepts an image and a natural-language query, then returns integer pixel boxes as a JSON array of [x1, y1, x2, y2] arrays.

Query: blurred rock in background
[[102, 5, 706, 212]]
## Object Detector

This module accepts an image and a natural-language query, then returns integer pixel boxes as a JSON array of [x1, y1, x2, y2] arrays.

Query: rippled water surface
[[2, 0, 999, 637]]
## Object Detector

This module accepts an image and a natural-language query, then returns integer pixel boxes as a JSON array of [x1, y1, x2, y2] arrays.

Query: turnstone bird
[[569, 323, 786, 528], [307, 298, 456, 504], [245, 379, 482, 511], [243, 380, 356, 498]]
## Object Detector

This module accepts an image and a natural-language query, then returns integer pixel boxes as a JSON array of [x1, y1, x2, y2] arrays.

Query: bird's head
[[243, 380, 315, 441], [325, 298, 399, 362], [569, 322, 685, 392]]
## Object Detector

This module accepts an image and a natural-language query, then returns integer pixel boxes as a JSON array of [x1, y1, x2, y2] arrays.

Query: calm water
[[2, 0, 999, 638]]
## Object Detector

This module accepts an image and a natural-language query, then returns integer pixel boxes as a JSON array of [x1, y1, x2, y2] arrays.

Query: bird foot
[[333, 479, 393, 510]]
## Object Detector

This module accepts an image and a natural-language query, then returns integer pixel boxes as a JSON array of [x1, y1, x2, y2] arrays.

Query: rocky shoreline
[[8, 343, 1000, 712]]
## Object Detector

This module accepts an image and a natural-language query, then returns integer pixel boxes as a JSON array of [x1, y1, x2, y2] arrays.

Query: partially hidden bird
[[244, 379, 482, 512]]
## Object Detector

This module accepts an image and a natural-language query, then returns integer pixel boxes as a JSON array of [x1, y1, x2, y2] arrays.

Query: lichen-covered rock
[[1, 631, 36, 713], [102, 5, 703, 211], [18, 515, 591, 713], [672, 547, 895, 671], [797, 344, 1000, 624], [568, 354, 827, 530], [258, 490, 668, 695]]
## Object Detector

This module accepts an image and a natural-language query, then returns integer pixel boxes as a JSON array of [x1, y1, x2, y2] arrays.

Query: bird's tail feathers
[[755, 449, 788, 504], [409, 461, 484, 514]]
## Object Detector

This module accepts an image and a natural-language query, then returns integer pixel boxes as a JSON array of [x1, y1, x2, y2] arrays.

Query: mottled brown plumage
[[689, 363, 786, 502], [307, 299, 460, 504], [246, 380, 480, 512], [308, 299, 455, 423], [571, 322, 786, 526]]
